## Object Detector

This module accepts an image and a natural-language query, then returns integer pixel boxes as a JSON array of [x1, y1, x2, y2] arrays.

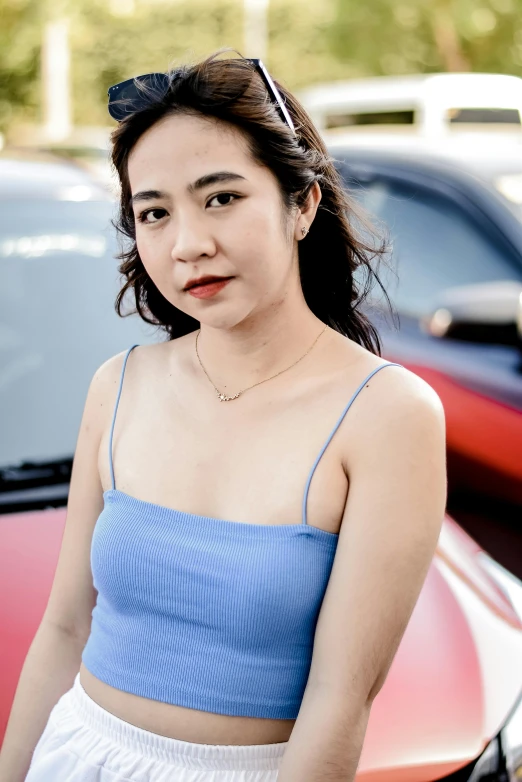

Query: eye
[[137, 208, 168, 224], [207, 192, 240, 208]]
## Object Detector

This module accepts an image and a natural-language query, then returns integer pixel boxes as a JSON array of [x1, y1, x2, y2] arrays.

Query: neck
[[194, 304, 327, 396]]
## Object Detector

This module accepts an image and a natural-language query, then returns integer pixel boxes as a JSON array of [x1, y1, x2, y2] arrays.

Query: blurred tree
[[329, 0, 522, 77], [2, 0, 522, 136], [269, 0, 348, 89], [430, 0, 471, 71], [0, 0, 43, 132], [69, 0, 245, 125]]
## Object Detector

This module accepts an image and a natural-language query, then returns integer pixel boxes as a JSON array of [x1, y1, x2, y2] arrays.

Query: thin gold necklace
[[195, 324, 328, 402]]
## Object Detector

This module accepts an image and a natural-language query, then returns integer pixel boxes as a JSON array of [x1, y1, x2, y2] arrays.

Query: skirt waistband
[[61, 673, 289, 771]]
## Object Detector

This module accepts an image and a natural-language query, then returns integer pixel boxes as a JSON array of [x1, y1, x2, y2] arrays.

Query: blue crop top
[[81, 344, 402, 719]]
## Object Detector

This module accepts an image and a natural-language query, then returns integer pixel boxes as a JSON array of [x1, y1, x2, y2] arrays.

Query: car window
[[347, 178, 522, 317], [1, 198, 161, 471]]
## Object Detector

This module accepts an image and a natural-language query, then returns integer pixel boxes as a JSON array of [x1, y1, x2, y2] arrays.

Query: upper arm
[[306, 366, 447, 703], [41, 351, 127, 642]]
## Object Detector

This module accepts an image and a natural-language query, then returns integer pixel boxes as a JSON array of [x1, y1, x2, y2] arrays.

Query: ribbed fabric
[[81, 343, 402, 719]]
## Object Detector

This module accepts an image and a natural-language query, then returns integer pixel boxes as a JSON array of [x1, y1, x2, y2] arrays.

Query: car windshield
[[328, 138, 522, 220], [490, 172, 522, 217], [455, 148, 522, 218], [438, 146, 522, 220], [1, 194, 159, 475], [345, 177, 522, 318]]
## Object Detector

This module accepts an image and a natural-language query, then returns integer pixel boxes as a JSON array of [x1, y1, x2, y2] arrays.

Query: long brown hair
[[110, 48, 395, 354]]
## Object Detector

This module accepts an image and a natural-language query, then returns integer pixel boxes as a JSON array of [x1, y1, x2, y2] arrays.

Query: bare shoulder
[[328, 336, 446, 473], [356, 357, 445, 423], [106, 336, 192, 373], [90, 337, 180, 392], [330, 332, 445, 410], [84, 336, 193, 441]]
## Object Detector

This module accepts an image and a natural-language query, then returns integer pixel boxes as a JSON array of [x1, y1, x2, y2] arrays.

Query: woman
[[2, 50, 446, 782]]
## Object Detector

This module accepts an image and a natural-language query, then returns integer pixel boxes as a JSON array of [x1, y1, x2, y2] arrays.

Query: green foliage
[[70, 0, 244, 125], [269, 0, 349, 89], [330, 0, 437, 75], [0, 0, 44, 130], [2, 0, 522, 134], [330, 0, 522, 77]]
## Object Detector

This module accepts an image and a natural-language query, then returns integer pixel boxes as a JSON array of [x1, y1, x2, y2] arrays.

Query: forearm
[[277, 684, 372, 782], [0, 620, 86, 782]]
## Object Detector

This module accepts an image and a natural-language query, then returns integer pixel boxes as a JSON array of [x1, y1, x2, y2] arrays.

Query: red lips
[[184, 275, 233, 290]]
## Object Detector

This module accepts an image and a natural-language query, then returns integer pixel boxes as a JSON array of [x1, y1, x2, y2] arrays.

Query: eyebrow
[[131, 171, 247, 205], [130, 189, 166, 205], [188, 171, 247, 194]]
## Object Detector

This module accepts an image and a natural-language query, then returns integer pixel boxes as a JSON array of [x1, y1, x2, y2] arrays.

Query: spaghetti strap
[[301, 361, 403, 526], [108, 344, 140, 491]]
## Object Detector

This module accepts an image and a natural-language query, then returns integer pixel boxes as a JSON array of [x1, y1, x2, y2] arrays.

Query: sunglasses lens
[[108, 73, 171, 121], [107, 63, 295, 134]]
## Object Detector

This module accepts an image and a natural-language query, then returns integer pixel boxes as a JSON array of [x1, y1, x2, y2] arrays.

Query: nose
[[170, 207, 217, 263]]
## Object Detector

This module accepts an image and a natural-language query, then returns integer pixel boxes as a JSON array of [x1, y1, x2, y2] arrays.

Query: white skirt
[[25, 673, 289, 781]]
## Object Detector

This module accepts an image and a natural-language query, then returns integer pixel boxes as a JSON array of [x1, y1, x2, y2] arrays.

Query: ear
[[295, 181, 322, 241]]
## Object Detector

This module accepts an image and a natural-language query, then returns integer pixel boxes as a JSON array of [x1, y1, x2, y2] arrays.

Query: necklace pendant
[[217, 391, 241, 401]]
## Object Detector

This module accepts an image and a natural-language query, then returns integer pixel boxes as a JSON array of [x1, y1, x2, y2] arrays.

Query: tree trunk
[[429, 0, 471, 72]]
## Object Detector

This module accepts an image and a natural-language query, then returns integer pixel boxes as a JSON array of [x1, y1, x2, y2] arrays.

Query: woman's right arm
[[0, 352, 125, 782]]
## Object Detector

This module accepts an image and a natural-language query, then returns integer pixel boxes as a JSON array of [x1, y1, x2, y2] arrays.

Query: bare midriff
[[79, 662, 295, 745]]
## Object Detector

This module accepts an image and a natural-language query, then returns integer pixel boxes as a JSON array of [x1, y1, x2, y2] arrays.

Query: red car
[[3, 499, 522, 780]]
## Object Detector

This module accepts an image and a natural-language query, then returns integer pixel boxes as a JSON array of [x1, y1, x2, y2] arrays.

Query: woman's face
[[127, 112, 301, 330]]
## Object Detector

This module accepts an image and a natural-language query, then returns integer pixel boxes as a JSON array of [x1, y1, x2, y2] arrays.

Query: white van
[[297, 73, 522, 137]]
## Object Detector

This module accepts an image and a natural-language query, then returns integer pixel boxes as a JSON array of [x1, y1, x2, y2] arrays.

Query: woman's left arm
[[277, 368, 448, 782]]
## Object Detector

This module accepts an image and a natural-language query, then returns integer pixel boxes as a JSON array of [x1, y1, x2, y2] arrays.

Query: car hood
[[358, 515, 522, 781], [2, 508, 522, 780]]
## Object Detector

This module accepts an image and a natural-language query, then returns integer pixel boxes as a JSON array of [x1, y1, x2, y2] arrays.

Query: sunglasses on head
[[107, 58, 296, 135]]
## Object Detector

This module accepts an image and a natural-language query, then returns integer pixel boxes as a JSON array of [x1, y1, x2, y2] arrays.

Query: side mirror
[[420, 280, 522, 349]]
